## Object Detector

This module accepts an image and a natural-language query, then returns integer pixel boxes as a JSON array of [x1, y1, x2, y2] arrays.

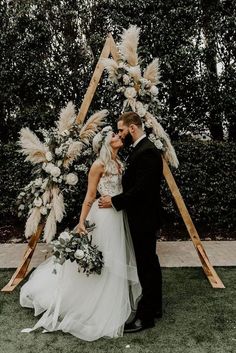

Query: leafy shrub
[[161, 138, 236, 230], [1, 139, 235, 234]]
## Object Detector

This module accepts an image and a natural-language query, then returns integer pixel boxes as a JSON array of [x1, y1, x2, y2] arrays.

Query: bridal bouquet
[[51, 222, 104, 276]]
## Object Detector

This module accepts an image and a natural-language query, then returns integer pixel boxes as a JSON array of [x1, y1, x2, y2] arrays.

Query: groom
[[99, 111, 163, 332]]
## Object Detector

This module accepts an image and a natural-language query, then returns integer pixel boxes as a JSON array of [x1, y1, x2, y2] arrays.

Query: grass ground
[[0, 268, 236, 353]]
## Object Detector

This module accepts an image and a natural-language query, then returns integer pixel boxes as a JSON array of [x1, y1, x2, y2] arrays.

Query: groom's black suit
[[112, 137, 163, 322]]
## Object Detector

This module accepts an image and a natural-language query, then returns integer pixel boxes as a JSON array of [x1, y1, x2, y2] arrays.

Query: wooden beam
[[75, 36, 112, 124], [1, 223, 44, 292], [163, 158, 225, 288], [109, 33, 120, 62]]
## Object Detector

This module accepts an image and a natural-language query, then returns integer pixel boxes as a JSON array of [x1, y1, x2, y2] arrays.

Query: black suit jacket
[[112, 137, 163, 233]]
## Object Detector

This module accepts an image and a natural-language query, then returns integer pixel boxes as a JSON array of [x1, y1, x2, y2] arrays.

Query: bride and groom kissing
[[20, 111, 163, 341]]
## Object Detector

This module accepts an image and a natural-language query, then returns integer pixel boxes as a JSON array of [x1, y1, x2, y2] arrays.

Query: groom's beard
[[123, 133, 133, 148]]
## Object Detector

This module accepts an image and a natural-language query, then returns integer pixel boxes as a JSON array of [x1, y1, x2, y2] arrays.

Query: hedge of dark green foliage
[[1, 139, 235, 232], [161, 139, 236, 231]]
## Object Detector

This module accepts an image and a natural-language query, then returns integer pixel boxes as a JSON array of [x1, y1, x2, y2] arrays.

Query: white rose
[[40, 206, 48, 215], [51, 166, 61, 178], [123, 74, 130, 85], [18, 204, 25, 210], [59, 231, 72, 242], [135, 101, 147, 117], [74, 249, 84, 260], [150, 85, 159, 96], [45, 162, 54, 174], [34, 197, 43, 207], [66, 173, 78, 186], [46, 151, 53, 161], [55, 148, 62, 155], [34, 178, 43, 187], [124, 87, 137, 99]]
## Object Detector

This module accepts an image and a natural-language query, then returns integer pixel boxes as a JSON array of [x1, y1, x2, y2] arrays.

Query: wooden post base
[[163, 159, 225, 289], [1, 224, 44, 292]]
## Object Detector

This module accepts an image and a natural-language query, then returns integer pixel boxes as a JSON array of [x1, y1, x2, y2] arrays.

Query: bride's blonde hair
[[93, 126, 118, 175]]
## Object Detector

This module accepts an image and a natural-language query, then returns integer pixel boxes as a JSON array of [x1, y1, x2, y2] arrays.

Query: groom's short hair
[[118, 111, 142, 128]]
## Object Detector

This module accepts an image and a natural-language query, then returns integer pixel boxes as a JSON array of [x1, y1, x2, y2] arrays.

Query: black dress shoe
[[124, 318, 155, 333]]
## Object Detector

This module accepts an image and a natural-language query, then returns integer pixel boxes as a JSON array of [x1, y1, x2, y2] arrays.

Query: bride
[[20, 126, 141, 341]]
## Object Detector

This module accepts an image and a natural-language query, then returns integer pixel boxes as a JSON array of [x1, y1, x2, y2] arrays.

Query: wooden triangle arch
[[1, 34, 225, 292]]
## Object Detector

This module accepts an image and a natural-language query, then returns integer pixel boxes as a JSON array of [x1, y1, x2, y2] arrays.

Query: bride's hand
[[75, 222, 88, 236]]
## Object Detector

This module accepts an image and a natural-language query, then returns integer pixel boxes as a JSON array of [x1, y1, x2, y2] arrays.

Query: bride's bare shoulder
[[90, 160, 104, 175]]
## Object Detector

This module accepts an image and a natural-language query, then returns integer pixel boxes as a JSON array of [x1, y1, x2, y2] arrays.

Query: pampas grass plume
[[57, 101, 76, 133], [19, 127, 47, 164], [25, 207, 41, 238], [43, 208, 57, 243], [119, 25, 140, 66], [79, 110, 108, 145]]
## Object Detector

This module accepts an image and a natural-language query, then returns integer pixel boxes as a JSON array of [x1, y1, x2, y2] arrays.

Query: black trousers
[[131, 229, 162, 322]]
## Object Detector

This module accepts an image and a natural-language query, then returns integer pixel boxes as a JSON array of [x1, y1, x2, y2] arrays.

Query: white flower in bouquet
[[19, 192, 25, 197], [46, 151, 53, 161], [74, 249, 85, 260], [123, 74, 130, 85], [52, 177, 58, 182], [34, 197, 43, 207], [34, 178, 43, 187], [45, 162, 54, 174], [135, 101, 147, 117], [40, 206, 48, 215], [140, 77, 152, 88], [124, 87, 137, 99], [46, 203, 52, 209], [51, 166, 61, 178], [65, 173, 78, 186], [154, 139, 164, 150], [41, 178, 49, 189], [150, 85, 159, 96], [57, 176, 63, 183], [59, 231, 72, 242], [57, 160, 63, 167], [19, 204, 25, 210], [55, 147, 62, 156], [145, 119, 153, 129]]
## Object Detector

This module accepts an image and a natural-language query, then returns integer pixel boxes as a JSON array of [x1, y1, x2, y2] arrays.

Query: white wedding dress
[[20, 162, 141, 341]]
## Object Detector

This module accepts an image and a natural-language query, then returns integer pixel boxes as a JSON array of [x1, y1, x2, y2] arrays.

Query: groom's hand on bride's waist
[[98, 196, 112, 208]]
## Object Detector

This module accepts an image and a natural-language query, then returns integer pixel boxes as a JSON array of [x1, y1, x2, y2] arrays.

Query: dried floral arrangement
[[102, 25, 179, 168], [17, 103, 108, 243]]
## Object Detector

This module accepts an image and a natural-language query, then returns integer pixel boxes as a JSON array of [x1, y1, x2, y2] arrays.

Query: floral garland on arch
[[17, 103, 108, 243], [102, 25, 179, 168]]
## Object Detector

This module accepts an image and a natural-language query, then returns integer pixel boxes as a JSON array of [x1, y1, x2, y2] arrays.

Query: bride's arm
[[75, 161, 104, 234]]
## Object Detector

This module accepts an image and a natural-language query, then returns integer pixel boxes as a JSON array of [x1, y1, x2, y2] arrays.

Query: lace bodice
[[97, 161, 123, 197]]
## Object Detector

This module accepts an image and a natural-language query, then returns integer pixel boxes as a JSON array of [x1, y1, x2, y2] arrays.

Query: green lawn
[[0, 268, 236, 353]]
